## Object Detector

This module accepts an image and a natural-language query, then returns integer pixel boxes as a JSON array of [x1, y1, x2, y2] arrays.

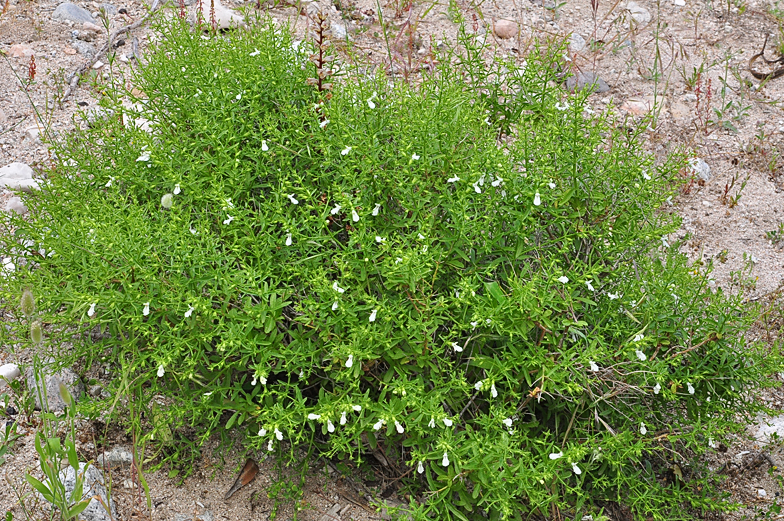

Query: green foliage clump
[[2, 15, 782, 520]]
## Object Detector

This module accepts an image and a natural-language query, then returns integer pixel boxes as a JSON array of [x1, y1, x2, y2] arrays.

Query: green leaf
[[25, 474, 55, 503]]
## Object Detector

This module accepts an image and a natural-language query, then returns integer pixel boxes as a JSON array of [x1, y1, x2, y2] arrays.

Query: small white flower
[[262, 140, 269, 152], [333, 281, 346, 293], [687, 382, 695, 395], [708, 438, 717, 449], [492, 176, 503, 187], [161, 193, 173, 209], [267, 439, 274, 451], [331, 204, 342, 215], [661, 236, 669, 248], [417, 461, 425, 474], [586, 280, 595, 291], [474, 381, 483, 391], [251, 376, 257, 386], [572, 462, 582, 475], [549, 452, 563, 460], [502, 418, 513, 428], [633, 334, 644, 342], [285, 233, 292, 246], [173, 183, 181, 195], [441, 452, 449, 466], [607, 292, 619, 300], [490, 383, 498, 398], [332, 301, 339, 311], [320, 119, 329, 129], [635, 349, 647, 361], [447, 176, 460, 183], [249, 49, 260, 56], [327, 419, 335, 433], [369, 309, 377, 322], [452, 342, 463, 353], [352, 405, 362, 412], [157, 364, 165, 377], [105, 177, 114, 188], [548, 182, 556, 189], [341, 146, 352, 156], [204, 391, 212, 396], [589, 361, 599, 372], [223, 215, 234, 225], [184, 305, 194, 318], [258, 427, 267, 436], [640, 423, 647, 435], [88, 302, 96, 317], [373, 419, 384, 431], [653, 383, 661, 394], [443, 417, 453, 427], [340, 411, 347, 425], [352, 209, 359, 222], [473, 182, 482, 194], [274, 428, 283, 440], [411, 153, 420, 160], [190, 226, 198, 235], [236, 93, 242, 100], [471, 321, 478, 328], [375, 236, 385, 243], [418, 233, 425, 240], [308, 413, 321, 420], [136, 150, 151, 162], [395, 257, 403, 264], [372, 203, 381, 216], [428, 417, 436, 428], [533, 192, 541, 206], [395, 420, 404, 434], [288, 194, 299, 205], [143, 302, 150, 316], [558, 276, 569, 284], [260, 375, 267, 385], [345, 354, 354, 368], [555, 101, 569, 111]]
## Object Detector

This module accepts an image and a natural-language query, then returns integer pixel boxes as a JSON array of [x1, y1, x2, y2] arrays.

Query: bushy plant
[[2, 14, 782, 520]]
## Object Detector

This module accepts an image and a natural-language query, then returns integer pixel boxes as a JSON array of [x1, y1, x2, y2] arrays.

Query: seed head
[[21, 288, 35, 317], [30, 321, 43, 344]]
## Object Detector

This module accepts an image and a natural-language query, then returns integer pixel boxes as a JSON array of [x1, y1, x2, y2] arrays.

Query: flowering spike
[[30, 321, 43, 344], [21, 289, 35, 317]]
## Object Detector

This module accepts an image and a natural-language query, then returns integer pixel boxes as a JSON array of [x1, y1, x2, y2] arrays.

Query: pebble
[[9, 44, 34, 58], [194, 0, 245, 30], [568, 32, 586, 52], [0, 163, 40, 192], [673, 0, 686, 5], [493, 19, 518, 39], [71, 39, 97, 58], [38, 463, 117, 521], [96, 446, 134, 470], [621, 96, 656, 115], [99, 2, 118, 16], [330, 21, 347, 39], [565, 71, 610, 93], [5, 196, 28, 215], [689, 157, 711, 182], [625, 1, 651, 23], [92, 60, 105, 69], [0, 363, 21, 388], [759, 488, 768, 498], [53, 2, 97, 24]]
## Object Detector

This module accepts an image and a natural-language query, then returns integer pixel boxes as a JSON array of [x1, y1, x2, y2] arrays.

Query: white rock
[[568, 33, 586, 52], [0, 364, 21, 388], [195, 0, 245, 30], [673, 0, 685, 5], [493, 19, 518, 39], [689, 158, 711, 182], [754, 415, 784, 443], [23, 126, 41, 144], [92, 60, 104, 69], [5, 196, 28, 215], [39, 463, 116, 521], [9, 44, 35, 58], [625, 1, 651, 23], [758, 488, 768, 498], [0, 163, 39, 192]]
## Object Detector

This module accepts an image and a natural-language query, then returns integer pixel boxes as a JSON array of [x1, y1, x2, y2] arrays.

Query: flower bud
[[58, 381, 73, 407], [30, 321, 43, 344], [161, 193, 174, 209], [21, 288, 35, 317]]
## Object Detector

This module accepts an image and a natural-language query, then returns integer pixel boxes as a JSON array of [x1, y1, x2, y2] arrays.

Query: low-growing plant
[[2, 13, 783, 520]]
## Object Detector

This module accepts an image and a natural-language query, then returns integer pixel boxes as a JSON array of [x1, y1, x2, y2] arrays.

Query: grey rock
[[568, 33, 586, 52], [174, 511, 214, 521], [39, 463, 116, 521], [25, 360, 84, 412], [23, 126, 41, 144], [0, 163, 39, 192], [70, 39, 96, 58], [565, 71, 610, 94], [5, 196, 28, 215], [53, 3, 97, 24], [99, 3, 117, 16], [625, 1, 651, 23], [330, 21, 347, 39], [689, 157, 711, 182], [84, 107, 114, 126], [96, 446, 134, 470]]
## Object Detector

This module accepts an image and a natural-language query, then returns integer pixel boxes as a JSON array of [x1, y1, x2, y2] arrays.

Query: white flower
[[443, 417, 453, 427], [633, 333, 644, 342], [428, 417, 436, 428], [136, 150, 150, 162], [274, 428, 283, 441], [474, 381, 483, 391], [687, 382, 695, 395], [643, 170, 651, 180], [367, 98, 376, 109], [327, 420, 335, 433], [352, 405, 362, 412], [333, 281, 346, 293], [395, 420, 404, 434], [267, 439, 274, 451], [285, 232, 292, 246], [473, 182, 481, 194], [375, 236, 385, 243], [589, 361, 599, 372], [319, 119, 329, 129], [345, 354, 354, 368], [635, 349, 647, 361], [447, 176, 460, 183], [549, 452, 563, 460], [249, 49, 260, 56], [352, 209, 359, 222], [490, 383, 498, 398], [640, 423, 647, 435], [661, 236, 669, 248], [558, 276, 569, 284], [411, 153, 420, 160], [331, 204, 342, 215], [492, 176, 503, 187], [143, 302, 150, 316], [471, 321, 478, 328], [548, 182, 556, 189], [288, 194, 299, 205], [441, 452, 449, 466], [452, 342, 463, 353], [157, 364, 165, 377], [708, 438, 717, 449], [260, 375, 267, 385], [190, 226, 198, 235], [184, 305, 194, 318], [88, 302, 96, 317], [418, 233, 425, 240], [372, 203, 381, 216], [258, 427, 267, 436], [555, 101, 569, 111], [262, 140, 269, 152], [653, 383, 661, 394], [369, 309, 377, 322], [332, 301, 339, 311], [173, 183, 181, 195], [502, 418, 513, 428], [204, 391, 212, 396], [395, 257, 403, 264], [308, 413, 320, 420], [417, 461, 425, 474], [341, 146, 352, 156], [105, 177, 114, 188], [161, 193, 173, 209], [223, 215, 234, 225], [607, 292, 619, 300], [236, 93, 242, 100], [586, 280, 595, 291], [373, 419, 384, 431], [572, 462, 582, 475], [533, 192, 541, 206], [340, 411, 347, 425]]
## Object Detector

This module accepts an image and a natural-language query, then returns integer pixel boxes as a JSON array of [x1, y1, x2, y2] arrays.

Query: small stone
[[565, 71, 610, 93], [689, 158, 711, 182], [5, 196, 28, 215], [118, 53, 129, 62], [38, 463, 116, 521], [625, 1, 651, 23], [53, 2, 97, 24], [83, 21, 102, 32], [84, 107, 115, 126], [0, 163, 39, 192], [9, 44, 34, 58], [25, 359, 85, 412], [99, 3, 118, 16], [0, 364, 21, 388], [97, 446, 135, 470], [493, 19, 518, 39], [71, 39, 97, 58], [568, 33, 586, 52], [64, 46, 77, 55], [673, 0, 685, 5], [683, 93, 697, 102], [621, 96, 656, 115], [330, 21, 347, 39], [759, 488, 768, 498], [0, 108, 7, 125], [92, 60, 104, 69]]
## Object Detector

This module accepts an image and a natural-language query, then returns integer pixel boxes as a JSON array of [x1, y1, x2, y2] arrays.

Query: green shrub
[[2, 15, 782, 520]]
